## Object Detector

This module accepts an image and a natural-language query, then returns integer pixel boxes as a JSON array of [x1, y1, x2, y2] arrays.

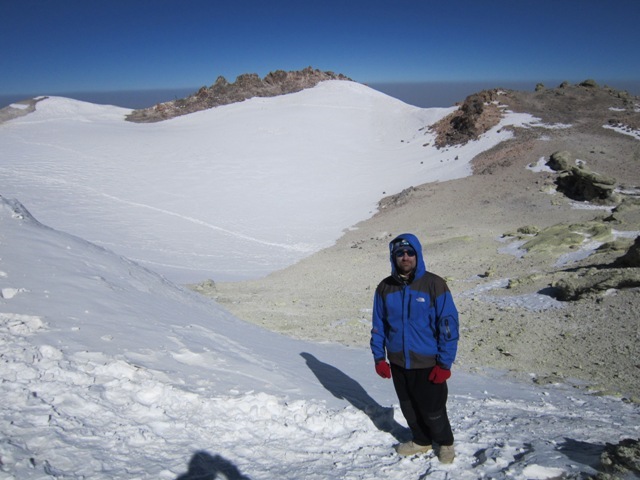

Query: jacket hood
[[389, 233, 426, 279]]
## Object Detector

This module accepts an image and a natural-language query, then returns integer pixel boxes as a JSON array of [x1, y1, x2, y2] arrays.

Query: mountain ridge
[[125, 66, 352, 123]]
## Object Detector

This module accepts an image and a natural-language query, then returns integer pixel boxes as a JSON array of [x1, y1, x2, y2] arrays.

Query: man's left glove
[[429, 365, 451, 384]]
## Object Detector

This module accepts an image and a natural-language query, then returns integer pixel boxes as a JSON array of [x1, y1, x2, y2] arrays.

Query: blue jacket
[[370, 233, 459, 370]]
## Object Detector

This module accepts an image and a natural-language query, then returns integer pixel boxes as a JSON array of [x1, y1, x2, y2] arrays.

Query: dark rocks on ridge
[[125, 67, 352, 123]]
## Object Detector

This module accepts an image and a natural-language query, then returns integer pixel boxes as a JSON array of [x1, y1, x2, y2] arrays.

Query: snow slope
[[2, 81, 533, 283], [1, 197, 638, 479]]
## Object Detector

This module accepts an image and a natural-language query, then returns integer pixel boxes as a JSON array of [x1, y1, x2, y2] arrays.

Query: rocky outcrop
[[378, 186, 416, 210], [605, 197, 640, 228], [551, 232, 640, 300], [126, 67, 351, 123], [429, 90, 503, 148], [0, 97, 46, 124], [553, 266, 640, 300], [547, 151, 617, 203], [546, 150, 573, 171], [614, 236, 640, 267], [431, 80, 634, 151], [587, 438, 640, 480]]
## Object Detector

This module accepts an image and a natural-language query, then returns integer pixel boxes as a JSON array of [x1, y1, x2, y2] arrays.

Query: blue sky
[[2, 0, 639, 107]]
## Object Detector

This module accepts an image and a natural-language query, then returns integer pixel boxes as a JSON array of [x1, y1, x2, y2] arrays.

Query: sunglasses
[[395, 249, 416, 258]]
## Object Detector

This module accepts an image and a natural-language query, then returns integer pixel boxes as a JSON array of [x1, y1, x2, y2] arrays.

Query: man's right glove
[[375, 360, 391, 379]]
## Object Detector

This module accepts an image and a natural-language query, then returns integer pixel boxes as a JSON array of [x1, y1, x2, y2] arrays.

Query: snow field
[[0, 82, 544, 283], [0, 314, 400, 479], [2, 299, 637, 479]]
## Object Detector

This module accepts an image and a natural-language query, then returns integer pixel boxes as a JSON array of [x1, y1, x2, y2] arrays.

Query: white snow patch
[[612, 229, 640, 239], [526, 156, 554, 173], [497, 237, 528, 258], [1, 287, 26, 299], [617, 186, 640, 196], [9, 103, 29, 110], [459, 278, 563, 311], [522, 464, 567, 479], [554, 239, 604, 267], [570, 201, 615, 211], [603, 122, 640, 140]]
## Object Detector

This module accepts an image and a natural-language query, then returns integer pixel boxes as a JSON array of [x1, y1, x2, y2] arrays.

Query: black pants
[[390, 364, 454, 447]]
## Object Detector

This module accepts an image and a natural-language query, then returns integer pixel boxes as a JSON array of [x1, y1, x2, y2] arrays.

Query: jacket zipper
[[403, 286, 410, 368]]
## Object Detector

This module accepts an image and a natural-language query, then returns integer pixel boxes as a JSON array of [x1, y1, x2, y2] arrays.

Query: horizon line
[[2, 78, 638, 110]]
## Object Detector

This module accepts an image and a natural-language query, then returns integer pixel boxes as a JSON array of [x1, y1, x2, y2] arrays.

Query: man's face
[[395, 249, 416, 275]]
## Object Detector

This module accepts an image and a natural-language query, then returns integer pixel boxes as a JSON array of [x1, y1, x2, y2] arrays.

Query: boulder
[[547, 151, 617, 202], [580, 79, 599, 88], [553, 267, 640, 300], [556, 166, 617, 203], [605, 197, 640, 227], [614, 236, 640, 267], [588, 438, 640, 479], [547, 150, 574, 172]]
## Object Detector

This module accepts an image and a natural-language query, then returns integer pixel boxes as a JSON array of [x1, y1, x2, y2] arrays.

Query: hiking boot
[[438, 444, 455, 463], [395, 441, 432, 456]]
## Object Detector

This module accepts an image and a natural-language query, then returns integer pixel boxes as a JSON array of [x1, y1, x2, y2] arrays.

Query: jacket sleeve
[[370, 289, 387, 362], [434, 290, 459, 369]]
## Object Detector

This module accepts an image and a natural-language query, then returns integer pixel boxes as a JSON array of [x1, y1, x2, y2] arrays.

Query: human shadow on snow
[[300, 352, 410, 442], [557, 437, 605, 470], [176, 451, 251, 480]]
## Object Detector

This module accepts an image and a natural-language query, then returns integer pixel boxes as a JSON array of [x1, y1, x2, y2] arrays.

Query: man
[[370, 233, 459, 463]]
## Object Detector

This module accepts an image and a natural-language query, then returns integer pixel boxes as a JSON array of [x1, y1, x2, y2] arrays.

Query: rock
[[516, 225, 540, 235], [547, 151, 574, 172], [596, 238, 635, 256], [507, 273, 543, 289], [580, 79, 599, 88], [430, 90, 502, 148], [0, 97, 46, 124], [553, 267, 640, 300], [588, 438, 640, 479], [547, 152, 618, 203], [552, 236, 640, 300], [188, 279, 217, 294], [555, 165, 617, 203], [522, 221, 612, 256], [605, 198, 640, 227], [614, 236, 640, 267], [612, 197, 640, 215], [379, 187, 416, 210]]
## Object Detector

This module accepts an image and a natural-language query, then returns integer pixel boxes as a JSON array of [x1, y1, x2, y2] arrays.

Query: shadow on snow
[[176, 451, 251, 480], [300, 352, 410, 442]]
